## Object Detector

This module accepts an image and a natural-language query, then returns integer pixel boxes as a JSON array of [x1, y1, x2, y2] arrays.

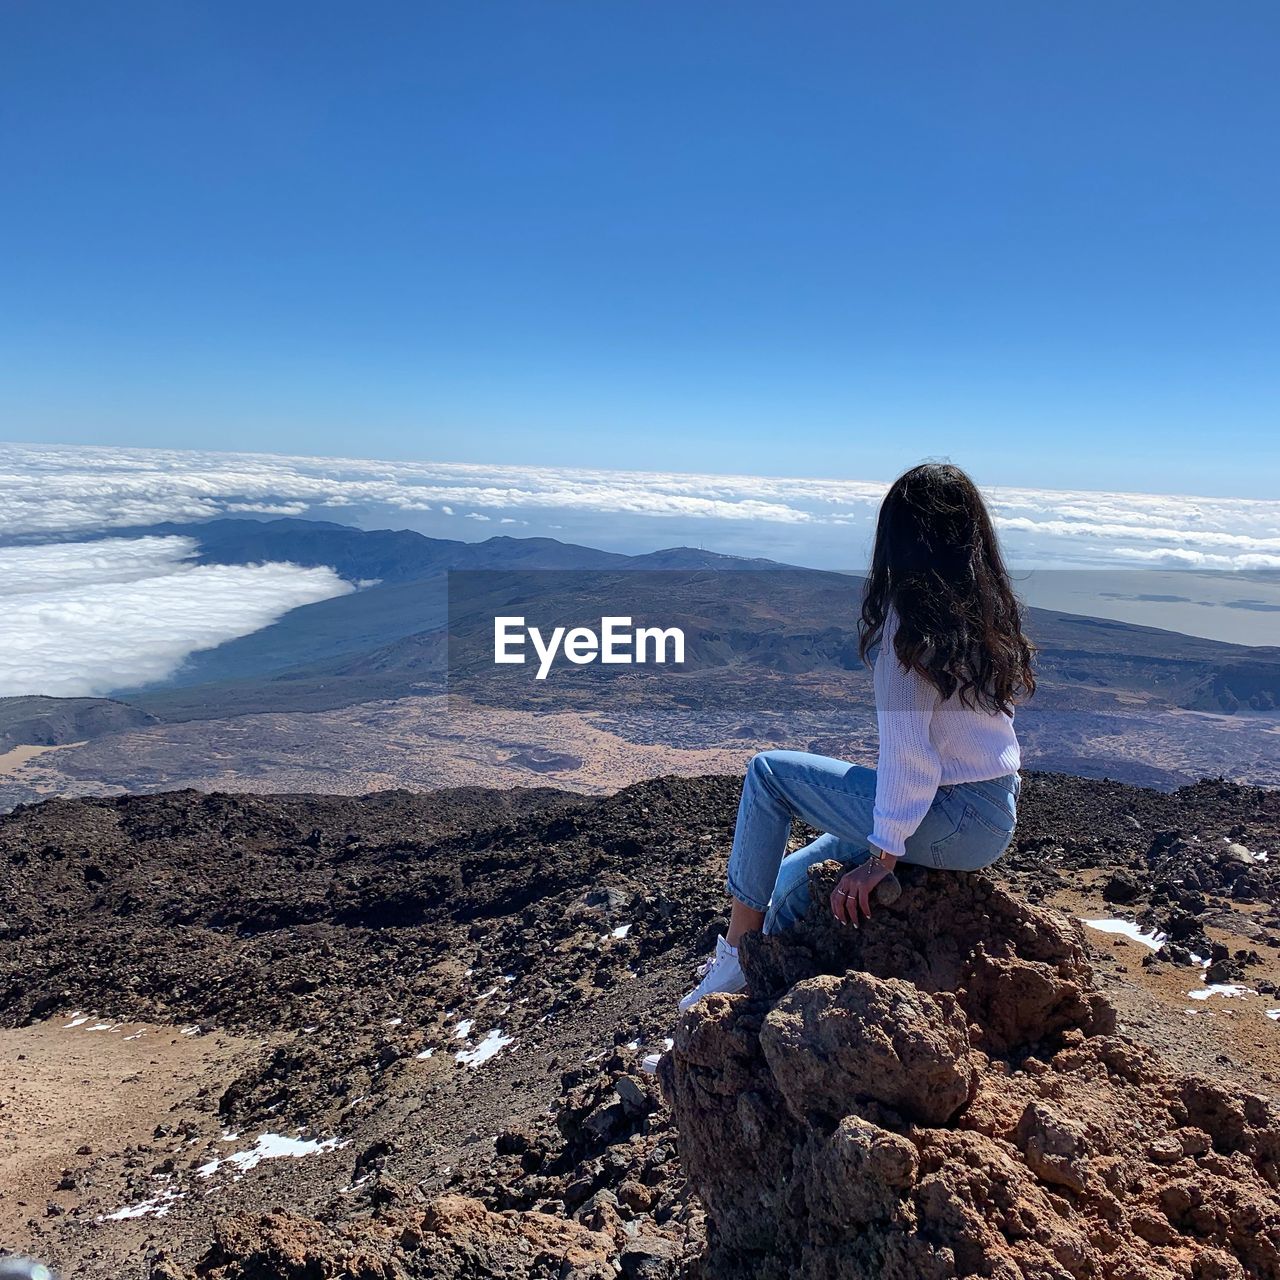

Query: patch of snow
[[1267, 1010, 1280, 1022], [610, 924, 632, 939], [100, 1187, 182, 1221], [234, 1133, 344, 1169], [1080, 918, 1166, 950], [625, 1039, 640, 1051], [1188, 984, 1255, 1001], [197, 1132, 345, 1179], [180, 1025, 200, 1036], [87, 1022, 117, 1032], [415, 1048, 435, 1059], [385, 1017, 402, 1026], [455, 1029, 513, 1067], [475, 986, 499, 1001], [455, 1018, 473, 1039], [64, 1013, 88, 1027]]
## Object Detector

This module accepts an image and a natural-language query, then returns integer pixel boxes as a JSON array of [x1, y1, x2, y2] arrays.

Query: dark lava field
[[3, 770, 1280, 1278]]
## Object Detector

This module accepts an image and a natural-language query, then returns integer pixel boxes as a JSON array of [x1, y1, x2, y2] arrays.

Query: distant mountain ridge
[[93, 516, 788, 581], [106, 519, 798, 700], [100, 516, 1279, 720], [1, 518, 1277, 796]]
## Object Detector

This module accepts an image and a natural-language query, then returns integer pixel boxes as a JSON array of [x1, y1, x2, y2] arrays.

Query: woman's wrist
[[867, 843, 899, 870]]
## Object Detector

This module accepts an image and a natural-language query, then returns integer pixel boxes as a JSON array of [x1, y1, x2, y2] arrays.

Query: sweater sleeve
[[869, 620, 943, 857]]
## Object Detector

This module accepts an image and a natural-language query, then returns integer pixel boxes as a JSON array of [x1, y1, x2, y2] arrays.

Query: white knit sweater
[[869, 613, 1021, 857]]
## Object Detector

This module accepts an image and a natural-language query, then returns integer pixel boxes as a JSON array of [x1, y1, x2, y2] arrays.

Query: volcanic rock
[[661, 859, 1280, 1279]]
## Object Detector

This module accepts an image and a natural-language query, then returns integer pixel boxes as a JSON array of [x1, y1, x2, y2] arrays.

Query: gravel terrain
[[1, 770, 1279, 1277]]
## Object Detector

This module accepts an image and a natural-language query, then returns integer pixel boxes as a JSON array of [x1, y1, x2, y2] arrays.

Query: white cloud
[[224, 501, 311, 516], [1107, 546, 1280, 570], [1, 442, 1277, 570], [0, 535, 353, 697], [994, 515, 1280, 559], [0, 535, 201, 596]]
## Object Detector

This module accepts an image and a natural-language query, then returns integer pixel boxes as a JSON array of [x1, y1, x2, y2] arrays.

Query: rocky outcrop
[[174, 1047, 701, 1280], [186, 1195, 621, 1279], [661, 860, 1280, 1279], [0, 694, 156, 753]]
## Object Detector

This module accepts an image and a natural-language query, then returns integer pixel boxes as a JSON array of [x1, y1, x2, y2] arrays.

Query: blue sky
[[2, 2, 1278, 496]]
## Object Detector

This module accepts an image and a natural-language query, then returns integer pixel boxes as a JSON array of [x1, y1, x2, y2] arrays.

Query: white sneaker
[[678, 935, 746, 1011]]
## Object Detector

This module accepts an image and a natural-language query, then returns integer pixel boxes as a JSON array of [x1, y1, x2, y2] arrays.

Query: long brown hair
[[858, 462, 1035, 714]]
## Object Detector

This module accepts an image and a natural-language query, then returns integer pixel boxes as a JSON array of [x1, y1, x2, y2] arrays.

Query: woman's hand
[[830, 853, 897, 926]]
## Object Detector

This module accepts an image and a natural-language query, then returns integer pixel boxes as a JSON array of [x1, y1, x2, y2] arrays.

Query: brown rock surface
[[192, 1194, 619, 1280], [661, 860, 1280, 1279]]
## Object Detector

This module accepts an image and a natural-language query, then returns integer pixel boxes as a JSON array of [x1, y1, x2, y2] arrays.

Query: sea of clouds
[[5, 441, 1280, 570], [1, 441, 1277, 697], [0, 534, 351, 697]]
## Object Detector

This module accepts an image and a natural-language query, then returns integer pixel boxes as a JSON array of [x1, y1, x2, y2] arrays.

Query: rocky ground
[[1, 770, 1279, 1278], [0, 697, 756, 812]]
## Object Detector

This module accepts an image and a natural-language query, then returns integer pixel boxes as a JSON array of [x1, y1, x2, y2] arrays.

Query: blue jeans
[[725, 750, 1021, 935]]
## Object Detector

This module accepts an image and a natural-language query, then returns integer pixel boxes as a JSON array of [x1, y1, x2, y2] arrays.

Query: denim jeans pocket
[[956, 779, 1017, 840], [965, 801, 1015, 839], [930, 806, 1011, 871], [927, 806, 965, 868]]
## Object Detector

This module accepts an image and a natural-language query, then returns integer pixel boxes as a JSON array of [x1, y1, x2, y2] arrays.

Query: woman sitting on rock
[[681, 461, 1036, 1011]]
